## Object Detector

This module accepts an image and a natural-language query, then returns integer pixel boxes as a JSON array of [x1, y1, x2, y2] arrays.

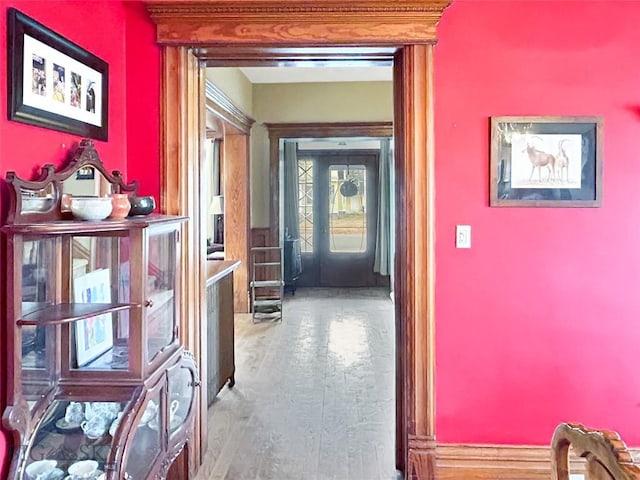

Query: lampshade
[[209, 195, 224, 215]]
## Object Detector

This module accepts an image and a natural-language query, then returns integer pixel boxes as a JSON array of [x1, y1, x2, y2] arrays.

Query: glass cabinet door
[[124, 387, 163, 480], [145, 227, 178, 363], [68, 235, 132, 373], [20, 237, 58, 412], [167, 359, 196, 440], [24, 399, 128, 479]]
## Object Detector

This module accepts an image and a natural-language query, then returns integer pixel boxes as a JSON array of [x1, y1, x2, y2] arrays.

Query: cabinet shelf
[[18, 303, 139, 326], [2, 214, 187, 235]]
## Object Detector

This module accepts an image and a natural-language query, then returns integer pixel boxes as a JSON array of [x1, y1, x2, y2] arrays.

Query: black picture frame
[[75, 166, 95, 180], [7, 8, 109, 141], [490, 116, 603, 207]]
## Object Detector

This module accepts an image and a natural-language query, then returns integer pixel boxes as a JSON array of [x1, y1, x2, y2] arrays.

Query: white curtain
[[283, 140, 299, 240], [374, 138, 392, 276]]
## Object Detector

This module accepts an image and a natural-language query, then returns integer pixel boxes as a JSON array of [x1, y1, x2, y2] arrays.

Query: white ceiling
[[239, 66, 392, 84]]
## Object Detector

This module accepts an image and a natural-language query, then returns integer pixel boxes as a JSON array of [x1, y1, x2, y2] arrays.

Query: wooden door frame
[[204, 80, 255, 314], [146, 2, 450, 478]]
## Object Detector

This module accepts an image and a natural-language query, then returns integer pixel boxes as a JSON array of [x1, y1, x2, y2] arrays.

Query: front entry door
[[298, 150, 379, 287]]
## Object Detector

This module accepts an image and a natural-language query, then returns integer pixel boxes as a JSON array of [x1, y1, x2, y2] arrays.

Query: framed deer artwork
[[490, 116, 603, 207]]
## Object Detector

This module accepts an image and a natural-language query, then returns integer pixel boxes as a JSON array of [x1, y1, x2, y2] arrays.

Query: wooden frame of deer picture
[[490, 116, 603, 207]]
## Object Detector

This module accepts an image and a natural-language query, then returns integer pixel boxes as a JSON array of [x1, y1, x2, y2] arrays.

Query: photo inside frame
[[72, 268, 114, 367]]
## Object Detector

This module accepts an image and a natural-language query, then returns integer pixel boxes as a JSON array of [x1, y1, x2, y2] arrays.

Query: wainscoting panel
[[437, 444, 550, 480], [251, 227, 272, 249], [436, 442, 640, 479]]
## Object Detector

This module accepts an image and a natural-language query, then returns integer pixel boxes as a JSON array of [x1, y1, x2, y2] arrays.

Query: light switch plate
[[456, 225, 471, 249]]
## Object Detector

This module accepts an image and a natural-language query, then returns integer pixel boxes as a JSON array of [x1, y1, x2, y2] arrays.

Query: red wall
[[124, 1, 161, 200], [435, 1, 640, 445], [0, 1, 159, 475], [3, 0, 640, 471]]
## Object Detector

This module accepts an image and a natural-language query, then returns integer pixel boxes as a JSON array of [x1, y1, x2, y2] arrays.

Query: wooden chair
[[552, 423, 640, 480]]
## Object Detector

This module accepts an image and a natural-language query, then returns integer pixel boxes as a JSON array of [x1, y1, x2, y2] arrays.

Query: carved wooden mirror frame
[[145, 1, 451, 478], [6, 139, 137, 225]]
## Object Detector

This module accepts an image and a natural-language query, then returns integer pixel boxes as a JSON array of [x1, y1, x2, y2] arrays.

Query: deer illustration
[[524, 136, 556, 183], [554, 139, 570, 183]]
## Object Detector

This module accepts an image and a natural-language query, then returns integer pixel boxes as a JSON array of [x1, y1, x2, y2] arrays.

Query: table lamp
[[209, 195, 224, 244]]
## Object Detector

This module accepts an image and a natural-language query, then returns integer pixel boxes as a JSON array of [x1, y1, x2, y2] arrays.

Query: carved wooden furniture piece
[[552, 423, 640, 480], [2, 140, 198, 480]]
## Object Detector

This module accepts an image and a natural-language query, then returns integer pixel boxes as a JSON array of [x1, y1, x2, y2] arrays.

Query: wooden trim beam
[[437, 444, 552, 479], [160, 46, 204, 472], [146, 0, 450, 46], [197, 48, 396, 66], [222, 133, 251, 312], [265, 122, 392, 139], [435, 443, 640, 479], [395, 44, 436, 479]]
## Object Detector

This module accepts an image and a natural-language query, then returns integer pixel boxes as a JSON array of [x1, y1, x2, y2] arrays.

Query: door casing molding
[[147, 2, 450, 478], [205, 80, 254, 313]]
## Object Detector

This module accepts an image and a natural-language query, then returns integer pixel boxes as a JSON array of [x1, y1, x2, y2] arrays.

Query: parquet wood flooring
[[195, 288, 396, 480]]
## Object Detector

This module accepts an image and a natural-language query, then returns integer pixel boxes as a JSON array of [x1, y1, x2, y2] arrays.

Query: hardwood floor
[[196, 288, 396, 480]]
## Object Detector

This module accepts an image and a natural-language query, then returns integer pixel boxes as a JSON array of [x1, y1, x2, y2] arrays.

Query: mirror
[[19, 185, 55, 215], [62, 166, 112, 197]]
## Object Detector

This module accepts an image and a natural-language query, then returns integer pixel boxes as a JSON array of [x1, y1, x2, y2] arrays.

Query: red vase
[[109, 194, 131, 219]]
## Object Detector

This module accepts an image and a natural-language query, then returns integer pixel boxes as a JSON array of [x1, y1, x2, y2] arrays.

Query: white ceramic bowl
[[22, 195, 54, 212], [26, 460, 57, 479], [67, 460, 98, 479], [70, 196, 112, 221]]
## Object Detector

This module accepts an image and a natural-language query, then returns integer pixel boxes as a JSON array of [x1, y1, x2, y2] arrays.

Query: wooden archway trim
[[146, 0, 450, 45], [204, 80, 255, 313], [265, 121, 392, 138], [205, 80, 255, 135], [264, 121, 393, 245], [146, 2, 450, 478]]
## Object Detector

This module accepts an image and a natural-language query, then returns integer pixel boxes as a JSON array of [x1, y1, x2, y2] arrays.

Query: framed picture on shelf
[[490, 116, 603, 207], [73, 268, 113, 367], [7, 8, 109, 140]]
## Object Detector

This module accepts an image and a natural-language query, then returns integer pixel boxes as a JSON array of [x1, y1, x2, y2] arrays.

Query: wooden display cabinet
[[2, 140, 199, 480]]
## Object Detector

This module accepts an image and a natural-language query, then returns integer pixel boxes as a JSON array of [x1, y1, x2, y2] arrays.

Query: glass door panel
[[146, 228, 177, 363], [167, 362, 195, 440], [125, 388, 163, 480], [21, 237, 57, 410], [70, 236, 131, 372], [328, 165, 367, 253], [319, 157, 377, 286], [297, 159, 314, 253], [25, 399, 128, 478]]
